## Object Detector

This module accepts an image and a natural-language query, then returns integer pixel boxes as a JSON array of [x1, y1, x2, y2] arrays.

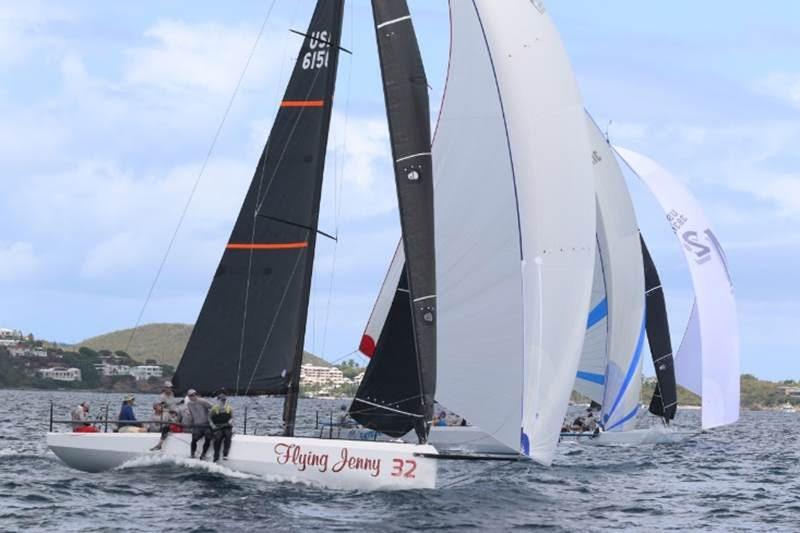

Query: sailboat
[[615, 147, 740, 430], [47, 0, 441, 491], [567, 145, 740, 443], [561, 117, 683, 445], [355, 0, 597, 464]]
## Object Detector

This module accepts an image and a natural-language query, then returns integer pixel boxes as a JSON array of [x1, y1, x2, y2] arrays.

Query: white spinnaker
[[431, 0, 526, 455], [586, 120, 645, 433], [574, 244, 608, 404], [615, 147, 739, 429], [474, 0, 596, 464]]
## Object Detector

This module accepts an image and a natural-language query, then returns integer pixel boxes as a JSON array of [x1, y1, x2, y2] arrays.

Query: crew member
[[159, 381, 178, 411], [148, 401, 178, 451], [71, 401, 98, 433], [209, 392, 234, 462], [118, 395, 146, 433], [186, 389, 213, 459]]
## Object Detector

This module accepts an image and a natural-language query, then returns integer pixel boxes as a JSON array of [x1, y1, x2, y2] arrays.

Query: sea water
[[0, 389, 796, 531]]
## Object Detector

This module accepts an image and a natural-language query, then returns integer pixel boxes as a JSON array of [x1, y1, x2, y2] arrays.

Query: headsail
[[350, 0, 436, 443], [359, 1, 596, 463], [436, 0, 596, 465], [574, 244, 608, 405], [585, 117, 645, 433], [616, 147, 739, 429], [173, 0, 345, 436], [640, 236, 678, 422]]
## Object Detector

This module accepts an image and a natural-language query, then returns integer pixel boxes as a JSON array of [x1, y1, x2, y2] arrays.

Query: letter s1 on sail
[[173, 1, 345, 400], [435, 0, 596, 465], [615, 147, 739, 429]]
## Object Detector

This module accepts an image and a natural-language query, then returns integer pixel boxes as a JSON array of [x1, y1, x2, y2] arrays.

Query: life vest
[[210, 404, 233, 426]]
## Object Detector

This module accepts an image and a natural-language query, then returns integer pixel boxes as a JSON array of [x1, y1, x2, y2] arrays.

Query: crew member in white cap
[[159, 380, 178, 411]]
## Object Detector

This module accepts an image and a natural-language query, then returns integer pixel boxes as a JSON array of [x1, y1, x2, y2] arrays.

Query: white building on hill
[[300, 364, 349, 386], [129, 365, 163, 381], [0, 328, 22, 347], [94, 363, 131, 376], [9, 345, 48, 358], [39, 367, 82, 382]]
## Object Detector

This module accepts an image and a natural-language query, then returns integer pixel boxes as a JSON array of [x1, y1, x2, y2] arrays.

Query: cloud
[[0, 243, 39, 282], [0, 1, 73, 67], [123, 19, 281, 95], [756, 73, 800, 109]]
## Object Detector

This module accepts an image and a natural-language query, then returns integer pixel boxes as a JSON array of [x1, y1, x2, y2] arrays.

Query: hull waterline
[[559, 427, 693, 446]]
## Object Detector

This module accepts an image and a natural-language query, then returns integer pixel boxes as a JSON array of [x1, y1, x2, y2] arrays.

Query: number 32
[[391, 459, 417, 478]]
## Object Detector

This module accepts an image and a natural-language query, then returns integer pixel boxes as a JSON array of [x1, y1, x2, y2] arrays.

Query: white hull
[[47, 432, 437, 491], [560, 427, 692, 446]]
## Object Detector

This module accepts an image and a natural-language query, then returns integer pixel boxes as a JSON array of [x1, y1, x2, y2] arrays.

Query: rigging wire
[[124, 0, 279, 356], [319, 0, 356, 361]]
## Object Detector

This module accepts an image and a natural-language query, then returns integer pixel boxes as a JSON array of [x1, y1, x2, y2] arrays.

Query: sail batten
[[173, 1, 345, 432]]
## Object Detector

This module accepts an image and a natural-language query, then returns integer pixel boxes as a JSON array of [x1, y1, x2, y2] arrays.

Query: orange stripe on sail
[[226, 242, 309, 250], [280, 100, 324, 108]]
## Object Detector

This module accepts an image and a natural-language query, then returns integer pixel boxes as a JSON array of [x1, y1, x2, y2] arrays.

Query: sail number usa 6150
[[303, 31, 330, 70]]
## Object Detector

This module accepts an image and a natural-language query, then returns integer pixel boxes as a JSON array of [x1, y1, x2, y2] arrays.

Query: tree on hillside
[[78, 347, 100, 360], [337, 359, 365, 379]]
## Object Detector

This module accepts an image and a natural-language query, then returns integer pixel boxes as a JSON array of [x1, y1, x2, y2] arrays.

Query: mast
[[366, 0, 436, 443], [281, 1, 346, 436], [640, 235, 678, 422], [173, 1, 345, 438]]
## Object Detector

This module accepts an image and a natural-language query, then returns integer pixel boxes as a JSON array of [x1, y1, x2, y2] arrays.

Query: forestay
[[615, 147, 739, 429]]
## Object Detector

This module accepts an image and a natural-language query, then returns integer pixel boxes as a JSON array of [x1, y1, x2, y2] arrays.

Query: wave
[[115, 454, 258, 480]]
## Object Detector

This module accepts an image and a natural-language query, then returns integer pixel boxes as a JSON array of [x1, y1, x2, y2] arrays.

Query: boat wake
[[115, 454, 257, 480], [114, 454, 334, 490]]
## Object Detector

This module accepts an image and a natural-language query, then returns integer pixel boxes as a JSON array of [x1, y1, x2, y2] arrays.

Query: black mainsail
[[173, 1, 345, 437], [350, 1, 436, 443], [641, 236, 678, 422]]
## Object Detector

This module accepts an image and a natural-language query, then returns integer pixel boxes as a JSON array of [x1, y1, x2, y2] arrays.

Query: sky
[[0, 1, 798, 380]]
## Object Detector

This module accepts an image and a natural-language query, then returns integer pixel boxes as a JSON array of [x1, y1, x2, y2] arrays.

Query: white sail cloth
[[574, 245, 608, 405], [437, 0, 596, 465], [615, 147, 739, 429], [361, 1, 596, 465], [585, 120, 645, 433]]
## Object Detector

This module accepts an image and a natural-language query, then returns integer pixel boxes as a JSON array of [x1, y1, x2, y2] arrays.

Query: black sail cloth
[[350, 1, 436, 443], [641, 236, 678, 422], [173, 0, 345, 437]]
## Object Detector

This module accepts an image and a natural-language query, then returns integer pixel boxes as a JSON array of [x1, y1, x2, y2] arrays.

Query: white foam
[[116, 454, 257, 480]]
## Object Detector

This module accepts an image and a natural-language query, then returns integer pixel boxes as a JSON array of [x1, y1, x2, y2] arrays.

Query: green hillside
[[78, 323, 331, 367]]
